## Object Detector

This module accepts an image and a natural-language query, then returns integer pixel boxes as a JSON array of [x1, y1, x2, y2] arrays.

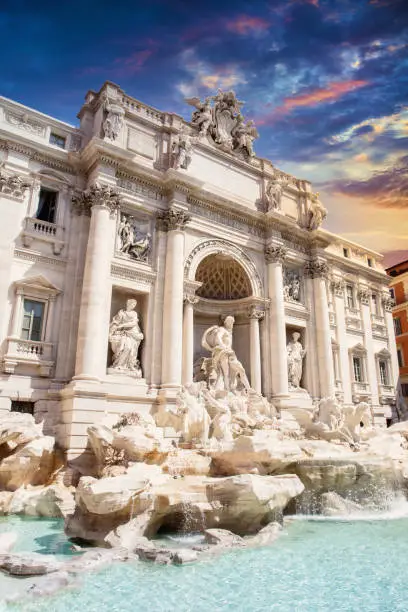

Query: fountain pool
[[1, 514, 408, 612]]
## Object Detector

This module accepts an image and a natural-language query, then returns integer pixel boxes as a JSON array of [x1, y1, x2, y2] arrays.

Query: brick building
[[387, 259, 408, 413]]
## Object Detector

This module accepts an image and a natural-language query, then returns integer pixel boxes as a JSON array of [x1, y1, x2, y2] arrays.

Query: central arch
[[184, 239, 263, 298], [196, 254, 252, 300]]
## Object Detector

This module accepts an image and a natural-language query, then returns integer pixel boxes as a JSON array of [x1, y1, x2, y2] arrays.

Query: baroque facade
[[387, 259, 408, 416], [0, 82, 398, 458]]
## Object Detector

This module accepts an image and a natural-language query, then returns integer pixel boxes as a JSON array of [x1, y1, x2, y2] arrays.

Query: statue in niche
[[287, 332, 306, 390], [265, 177, 285, 210], [117, 214, 151, 262], [201, 315, 251, 394], [307, 192, 327, 230], [283, 269, 302, 303], [172, 130, 193, 170], [109, 299, 144, 376], [102, 95, 125, 141]]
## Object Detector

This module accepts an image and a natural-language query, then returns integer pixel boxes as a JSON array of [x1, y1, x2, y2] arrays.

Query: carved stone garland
[[0, 170, 30, 199], [331, 278, 345, 298], [358, 288, 371, 305]]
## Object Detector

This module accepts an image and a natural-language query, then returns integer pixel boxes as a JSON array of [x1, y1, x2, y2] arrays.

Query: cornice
[[325, 251, 389, 285], [14, 248, 67, 268], [111, 262, 156, 285], [0, 137, 76, 175]]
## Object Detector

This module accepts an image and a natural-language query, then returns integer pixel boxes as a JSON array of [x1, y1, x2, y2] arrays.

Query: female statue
[[109, 299, 144, 376], [286, 331, 306, 389]]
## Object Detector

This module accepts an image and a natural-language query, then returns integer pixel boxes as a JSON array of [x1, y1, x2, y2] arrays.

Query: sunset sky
[[1, 0, 407, 265]]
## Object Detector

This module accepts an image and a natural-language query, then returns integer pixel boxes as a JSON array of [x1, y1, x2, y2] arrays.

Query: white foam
[[288, 494, 408, 522]]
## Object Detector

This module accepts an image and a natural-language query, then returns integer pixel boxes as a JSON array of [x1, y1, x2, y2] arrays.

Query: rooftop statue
[[307, 192, 327, 230], [186, 90, 258, 159]]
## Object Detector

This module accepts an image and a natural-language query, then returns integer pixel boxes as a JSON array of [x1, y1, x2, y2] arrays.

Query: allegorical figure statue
[[308, 192, 327, 231], [172, 130, 193, 170], [109, 299, 144, 376], [287, 331, 306, 389], [102, 95, 125, 141], [202, 315, 251, 393], [117, 214, 151, 262]]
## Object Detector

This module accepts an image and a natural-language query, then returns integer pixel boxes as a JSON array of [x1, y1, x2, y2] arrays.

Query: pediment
[[38, 168, 70, 185], [376, 348, 391, 358], [349, 342, 367, 354], [14, 275, 61, 295]]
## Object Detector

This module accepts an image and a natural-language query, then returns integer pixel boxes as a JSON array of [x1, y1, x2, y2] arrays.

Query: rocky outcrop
[[0, 436, 56, 491], [65, 471, 304, 545], [0, 412, 43, 449], [0, 552, 63, 576]]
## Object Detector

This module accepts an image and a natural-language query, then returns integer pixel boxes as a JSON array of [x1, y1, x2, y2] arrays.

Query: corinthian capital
[[156, 207, 191, 231], [265, 245, 286, 264], [305, 259, 330, 278], [72, 184, 121, 216]]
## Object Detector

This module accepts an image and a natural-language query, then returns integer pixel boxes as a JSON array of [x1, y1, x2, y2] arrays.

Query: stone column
[[359, 287, 379, 406], [249, 306, 264, 393], [182, 294, 199, 385], [265, 245, 289, 398], [73, 185, 120, 381], [307, 260, 335, 398], [159, 208, 191, 388], [10, 288, 24, 338], [332, 279, 352, 403], [44, 295, 56, 343], [383, 293, 399, 389]]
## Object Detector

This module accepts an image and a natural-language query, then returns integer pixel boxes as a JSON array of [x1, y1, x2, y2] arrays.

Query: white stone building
[[0, 82, 398, 458]]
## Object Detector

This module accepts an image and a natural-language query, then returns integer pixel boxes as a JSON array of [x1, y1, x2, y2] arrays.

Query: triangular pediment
[[14, 275, 61, 295], [349, 342, 367, 354], [376, 348, 391, 358]]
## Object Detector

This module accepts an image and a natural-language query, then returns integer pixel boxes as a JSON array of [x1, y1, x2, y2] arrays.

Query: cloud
[[225, 15, 271, 35], [330, 155, 408, 208], [257, 79, 369, 124]]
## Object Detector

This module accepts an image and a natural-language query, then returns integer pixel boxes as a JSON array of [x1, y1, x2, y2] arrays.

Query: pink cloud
[[225, 15, 271, 35], [258, 80, 369, 123]]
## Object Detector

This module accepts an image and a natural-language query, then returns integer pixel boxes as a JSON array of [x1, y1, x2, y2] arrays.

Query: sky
[[1, 0, 407, 266]]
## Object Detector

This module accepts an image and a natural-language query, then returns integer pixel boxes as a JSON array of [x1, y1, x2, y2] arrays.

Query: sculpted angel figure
[[308, 192, 327, 230], [185, 97, 213, 136], [202, 315, 251, 393], [232, 116, 258, 157], [109, 299, 144, 375], [287, 332, 306, 389]]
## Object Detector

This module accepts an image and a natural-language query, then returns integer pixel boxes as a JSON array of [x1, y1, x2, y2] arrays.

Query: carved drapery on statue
[[185, 90, 258, 159], [102, 94, 125, 141], [172, 130, 194, 170], [117, 213, 152, 262], [201, 316, 251, 393], [307, 192, 327, 230], [286, 332, 306, 390], [108, 299, 144, 377]]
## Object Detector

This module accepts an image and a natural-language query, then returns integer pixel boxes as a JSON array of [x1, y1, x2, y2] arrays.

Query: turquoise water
[[1, 516, 408, 611]]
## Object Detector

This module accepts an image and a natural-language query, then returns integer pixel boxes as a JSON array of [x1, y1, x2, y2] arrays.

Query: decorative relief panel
[[117, 213, 152, 263], [187, 197, 265, 238], [283, 267, 302, 303], [5, 111, 46, 136], [116, 175, 164, 201]]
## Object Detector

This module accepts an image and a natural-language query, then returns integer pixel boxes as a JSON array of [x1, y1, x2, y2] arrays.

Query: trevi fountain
[[0, 83, 405, 610]]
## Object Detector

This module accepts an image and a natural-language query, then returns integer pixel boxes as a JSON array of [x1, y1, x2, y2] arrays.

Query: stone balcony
[[2, 338, 54, 376], [351, 381, 371, 403], [21, 217, 64, 255], [378, 384, 395, 404]]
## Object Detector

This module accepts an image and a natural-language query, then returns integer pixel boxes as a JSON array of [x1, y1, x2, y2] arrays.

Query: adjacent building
[[387, 259, 408, 416], [0, 81, 398, 459]]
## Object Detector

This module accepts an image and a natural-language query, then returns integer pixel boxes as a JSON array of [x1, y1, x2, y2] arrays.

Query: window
[[379, 360, 389, 385], [389, 288, 395, 300], [11, 401, 34, 415], [394, 317, 402, 336], [343, 248, 349, 258], [49, 133, 66, 149], [402, 384, 408, 397], [21, 299, 44, 341], [371, 294, 378, 315], [36, 188, 58, 224], [346, 284, 355, 309], [397, 348, 404, 368], [367, 258, 373, 268], [353, 356, 363, 382]]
